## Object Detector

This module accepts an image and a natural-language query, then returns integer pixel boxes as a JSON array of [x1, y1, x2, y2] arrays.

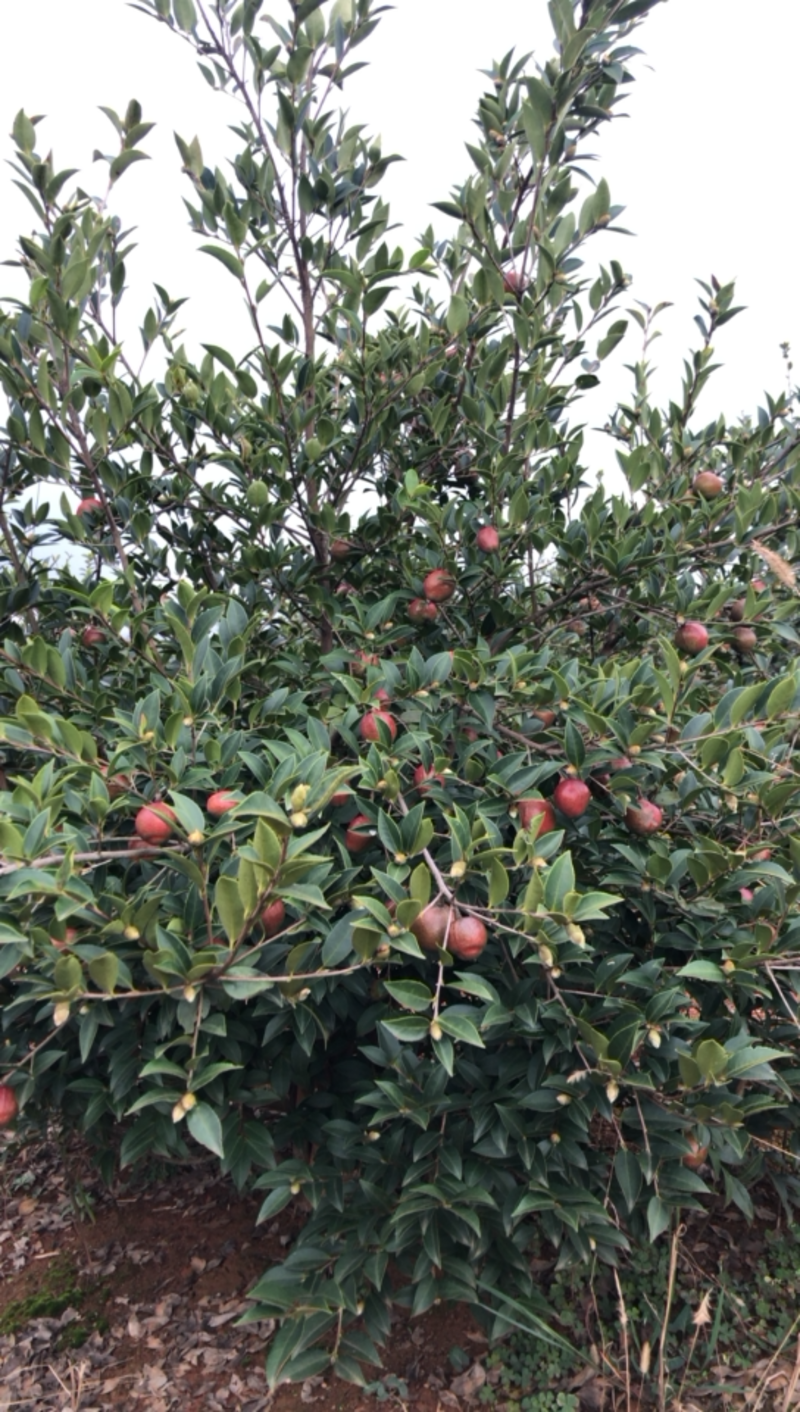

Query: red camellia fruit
[[134, 804, 177, 844], [553, 778, 591, 818], [76, 496, 103, 515], [207, 790, 238, 817], [0, 1084, 19, 1129], [518, 797, 557, 834], [81, 625, 104, 647], [692, 470, 724, 499], [728, 598, 746, 622], [411, 904, 450, 951], [345, 814, 374, 853], [372, 687, 391, 705], [422, 569, 456, 603], [674, 620, 709, 655], [733, 625, 757, 653], [330, 790, 352, 807], [360, 709, 397, 743], [476, 525, 500, 553], [739, 887, 755, 903], [448, 916, 488, 961], [352, 650, 379, 675], [407, 597, 438, 624], [502, 269, 526, 295], [50, 927, 78, 952], [625, 799, 663, 835], [682, 1134, 709, 1169], [329, 538, 353, 561], [413, 764, 445, 794], [261, 900, 286, 936], [532, 708, 556, 728]]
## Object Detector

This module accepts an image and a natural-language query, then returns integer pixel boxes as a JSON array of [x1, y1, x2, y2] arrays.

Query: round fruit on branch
[[207, 790, 238, 817], [0, 1084, 19, 1129], [476, 525, 500, 552], [692, 470, 724, 499], [360, 709, 397, 743], [134, 804, 177, 844], [407, 597, 438, 624], [674, 620, 709, 655], [413, 764, 445, 794], [553, 778, 591, 818], [422, 568, 456, 603], [517, 797, 556, 834], [411, 903, 451, 951], [625, 799, 663, 835], [75, 496, 103, 515], [733, 625, 757, 653], [345, 814, 374, 853], [261, 900, 286, 936], [448, 915, 488, 961]]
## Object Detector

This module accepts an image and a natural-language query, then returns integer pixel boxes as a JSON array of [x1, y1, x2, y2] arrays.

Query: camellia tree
[[2, 0, 800, 1387]]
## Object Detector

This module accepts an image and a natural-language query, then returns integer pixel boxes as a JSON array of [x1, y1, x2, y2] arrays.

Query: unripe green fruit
[[246, 480, 269, 508]]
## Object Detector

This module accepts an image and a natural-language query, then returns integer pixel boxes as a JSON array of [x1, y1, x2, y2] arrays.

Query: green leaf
[[110, 149, 150, 181], [647, 1195, 672, 1242], [488, 858, 509, 908], [544, 851, 575, 912], [614, 1149, 642, 1214], [186, 1101, 225, 1158], [446, 295, 469, 335], [766, 675, 797, 719], [215, 876, 244, 944], [54, 954, 82, 993], [384, 980, 433, 1013], [437, 1010, 485, 1047], [88, 953, 119, 993], [173, 0, 197, 30], [199, 244, 244, 279], [677, 960, 727, 983]]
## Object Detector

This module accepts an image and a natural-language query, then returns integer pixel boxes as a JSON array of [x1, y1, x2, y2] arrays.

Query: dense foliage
[[2, 0, 800, 1387]]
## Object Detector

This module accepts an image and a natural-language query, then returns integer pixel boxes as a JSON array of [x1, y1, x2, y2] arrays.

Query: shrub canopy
[[2, 0, 800, 1388]]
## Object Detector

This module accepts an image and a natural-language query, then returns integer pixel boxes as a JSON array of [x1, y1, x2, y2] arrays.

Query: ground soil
[[0, 1130, 485, 1412]]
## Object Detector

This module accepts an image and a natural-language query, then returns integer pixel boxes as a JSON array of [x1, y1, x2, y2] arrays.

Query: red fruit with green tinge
[[413, 764, 445, 794], [502, 269, 526, 295], [81, 625, 104, 647], [448, 916, 488, 961], [408, 597, 438, 624], [261, 900, 286, 936], [207, 790, 238, 817], [422, 569, 456, 603], [518, 798, 556, 835], [733, 626, 757, 653], [692, 471, 724, 499], [674, 620, 709, 655], [329, 538, 353, 561], [411, 904, 450, 951], [330, 790, 352, 807], [345, 814, 374, 853], [625, 799, 663, 835], [134, 804, 177, 844], [476, 525, 500, 552], [553, 778, 591, 818], [76, 496, 103, 515], [682, 1134, 709, 1169], [352, 650, 379, 675], [0, 1085, 19, 1129], [360, 709, 397, 743], [739, 887, 755, 903]]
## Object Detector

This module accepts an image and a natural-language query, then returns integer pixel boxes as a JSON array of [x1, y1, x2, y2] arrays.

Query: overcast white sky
[[1, 0, 798, 487]]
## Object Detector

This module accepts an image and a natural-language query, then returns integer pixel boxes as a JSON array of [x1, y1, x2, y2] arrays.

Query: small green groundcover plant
[[1, 0, 800, 1389]]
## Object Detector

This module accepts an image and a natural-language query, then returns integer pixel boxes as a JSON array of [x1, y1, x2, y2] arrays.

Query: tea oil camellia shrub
[[2, 0, 800, 1391]]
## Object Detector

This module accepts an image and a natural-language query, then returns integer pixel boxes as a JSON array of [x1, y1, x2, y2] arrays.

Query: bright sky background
[[1, 0, 798, 491]]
